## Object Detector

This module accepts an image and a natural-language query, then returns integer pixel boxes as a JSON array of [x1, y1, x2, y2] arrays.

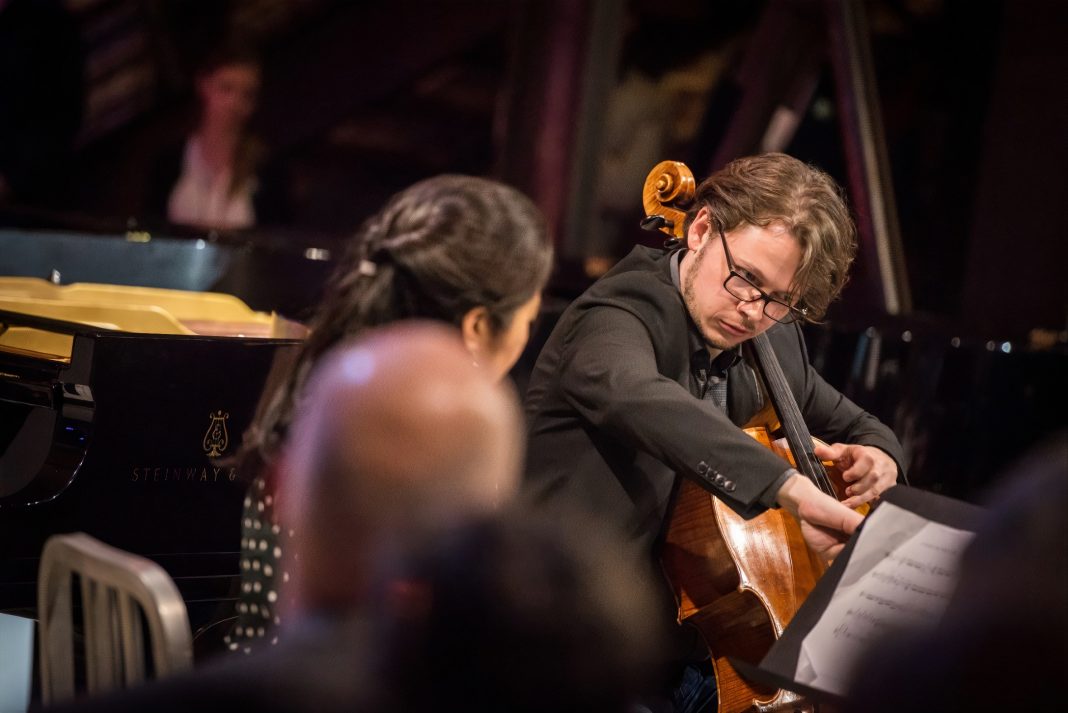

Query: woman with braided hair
[[223, 174, 553, 653]]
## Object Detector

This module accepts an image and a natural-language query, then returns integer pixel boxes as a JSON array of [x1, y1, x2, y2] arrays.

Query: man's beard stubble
[[681, 245, 733, 353]]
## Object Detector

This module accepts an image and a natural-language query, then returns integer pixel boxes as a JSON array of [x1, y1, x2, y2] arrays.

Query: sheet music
[[793, 501, 975, 696]]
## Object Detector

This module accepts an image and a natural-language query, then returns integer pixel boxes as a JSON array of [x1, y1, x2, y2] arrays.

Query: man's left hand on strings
[[813, 442, 898, 509]]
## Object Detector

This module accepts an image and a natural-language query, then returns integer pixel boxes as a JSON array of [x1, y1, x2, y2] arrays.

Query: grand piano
[[0, 227, 326, 650]]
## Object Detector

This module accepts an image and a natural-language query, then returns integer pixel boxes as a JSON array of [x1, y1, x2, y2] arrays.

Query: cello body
[[662, 426, 829, 713]]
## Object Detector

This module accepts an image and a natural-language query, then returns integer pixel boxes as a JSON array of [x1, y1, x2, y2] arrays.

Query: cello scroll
[[640, 160, 695, 243]]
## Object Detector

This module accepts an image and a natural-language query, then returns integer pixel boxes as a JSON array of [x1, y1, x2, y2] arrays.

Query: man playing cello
[[522, 153, 905, 712]]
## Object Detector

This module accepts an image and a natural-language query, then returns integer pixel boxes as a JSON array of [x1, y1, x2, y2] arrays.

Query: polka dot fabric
[[224, 476, 284, 653]]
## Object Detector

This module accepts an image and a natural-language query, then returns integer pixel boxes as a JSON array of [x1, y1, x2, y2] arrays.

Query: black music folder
[[731, 485, 986, 704]]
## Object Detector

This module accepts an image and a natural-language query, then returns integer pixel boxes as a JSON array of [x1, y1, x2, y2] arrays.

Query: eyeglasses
[[713, 218, 808, 325]]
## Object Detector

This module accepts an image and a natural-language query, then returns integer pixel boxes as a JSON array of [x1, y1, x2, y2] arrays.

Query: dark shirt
[[667, 247, 741, 408]]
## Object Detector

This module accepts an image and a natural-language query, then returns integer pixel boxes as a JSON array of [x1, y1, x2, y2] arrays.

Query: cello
[[644, 160, 863, 713]]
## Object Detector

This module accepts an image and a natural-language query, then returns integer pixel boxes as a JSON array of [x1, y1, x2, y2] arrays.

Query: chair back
[[37, 533, 193, 704]]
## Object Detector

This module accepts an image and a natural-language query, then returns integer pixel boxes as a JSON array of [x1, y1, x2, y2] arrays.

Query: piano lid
[[0, 277, 307, 362]]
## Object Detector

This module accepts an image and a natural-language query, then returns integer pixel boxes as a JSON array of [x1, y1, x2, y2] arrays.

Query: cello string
[[752, 334, 837, 497]]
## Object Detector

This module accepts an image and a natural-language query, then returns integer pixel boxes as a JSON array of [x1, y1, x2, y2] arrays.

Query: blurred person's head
[[242, 174, 552, 468], [371, 510, 666, 713], [195, 45, 261, 136], [276, 322, 525, 616]]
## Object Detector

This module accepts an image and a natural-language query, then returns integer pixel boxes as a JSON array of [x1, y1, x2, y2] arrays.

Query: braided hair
[[238, 175, 552, 474]]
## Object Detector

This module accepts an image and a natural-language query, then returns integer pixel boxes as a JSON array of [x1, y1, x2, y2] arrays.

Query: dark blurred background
[[2, 0, 1066, 500]]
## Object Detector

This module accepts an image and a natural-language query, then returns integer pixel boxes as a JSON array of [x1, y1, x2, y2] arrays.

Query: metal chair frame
[[36, 532, 192, 704]]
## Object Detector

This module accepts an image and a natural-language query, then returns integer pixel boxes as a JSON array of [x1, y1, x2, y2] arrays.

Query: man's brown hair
[[688, 153, 856, 320]]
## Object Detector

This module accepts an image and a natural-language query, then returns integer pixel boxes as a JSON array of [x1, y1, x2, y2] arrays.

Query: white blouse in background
[[167, 137, 256, 230]]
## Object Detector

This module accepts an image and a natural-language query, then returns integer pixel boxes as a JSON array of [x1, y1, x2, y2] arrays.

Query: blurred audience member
[[371, 510, 667, 713], [226, 173, 552, 652], [0, 0, 84, 208], [147, 44, 273, 230], [52, 322, 525, 713], [276, 322, 525, 616], [843, 431, 1068, 712]]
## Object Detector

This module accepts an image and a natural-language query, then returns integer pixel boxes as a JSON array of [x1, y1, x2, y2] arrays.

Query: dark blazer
[[524, 246, 905, 555]]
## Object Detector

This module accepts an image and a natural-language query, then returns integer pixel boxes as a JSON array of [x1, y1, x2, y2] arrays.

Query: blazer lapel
[[728, 352, 766, 427]]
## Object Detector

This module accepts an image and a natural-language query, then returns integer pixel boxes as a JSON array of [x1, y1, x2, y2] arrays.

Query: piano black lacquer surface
[[0, 308, 301, 647]]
